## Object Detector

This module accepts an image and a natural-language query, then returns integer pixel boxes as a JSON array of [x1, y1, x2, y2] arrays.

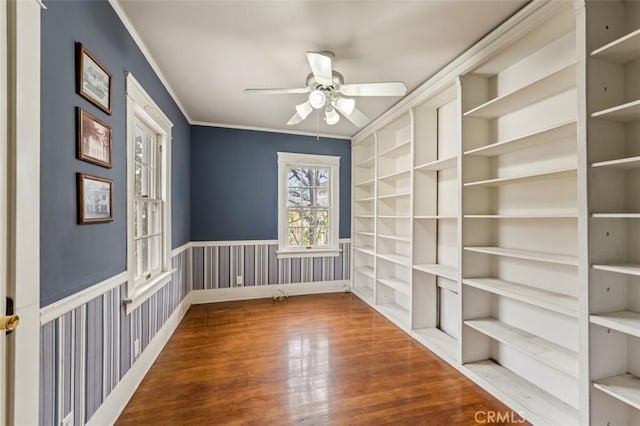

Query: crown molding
[[190, 121, 352, 140]]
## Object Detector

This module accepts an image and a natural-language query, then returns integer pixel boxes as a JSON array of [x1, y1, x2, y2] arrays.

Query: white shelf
[[378, 233, 410, 243], [377, 277, 410, 296], [464, 246, 578, 266], [355, 196, 375, 202], [464, 168, 576, 188], [355, 231, 375, 237], [590, 310, 640, 338], [464, 214, 577, 219], [352, 286, 374, 305], [593, 263, 640, 277], [354, 178, 375, 187], [590, 28, 640, 64], [378, 169, 411, 182], [413, 328, 458, 364], [377, 192, 410, 200], [413, 263, 457, 281], [464, 121, 576, 157], [593, 373, 640, 411], [464, 360, 580, 426], [354, 215, 375, 219], [354, 246, 375, 256], [463, 278, 578, 318], [437, 279, 459, 294], [592, 156, 640, 170], [465, 318, 578, 378], [355, 155, 375, 167], [378, 139, 411, 158], [414, 215, 457, 220], [378, 302, 410, 328], [591, 99, 640, 123], [463, 64, 576, 119], [354, 266, 374, 279], [592, 213, 640, 219], [378, 215, 410, 220], [377, 253, 410, 266], [414, 156, 457, 171]]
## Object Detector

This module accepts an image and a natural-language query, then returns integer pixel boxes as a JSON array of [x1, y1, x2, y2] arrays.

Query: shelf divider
[[593, 373, 640, 411]]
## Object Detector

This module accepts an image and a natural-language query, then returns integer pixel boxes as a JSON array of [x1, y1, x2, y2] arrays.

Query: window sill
[[276, 249, 342, 259], [124, 269, 176, 314]]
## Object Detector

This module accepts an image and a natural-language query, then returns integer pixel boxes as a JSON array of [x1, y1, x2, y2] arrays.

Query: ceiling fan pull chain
[[316, 109, 320, 140]]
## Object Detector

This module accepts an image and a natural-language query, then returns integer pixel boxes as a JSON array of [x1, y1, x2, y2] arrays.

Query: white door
[[3, 0, 42, 424]]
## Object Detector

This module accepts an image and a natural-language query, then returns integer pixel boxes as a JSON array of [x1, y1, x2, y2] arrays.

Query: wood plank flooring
[[116, 293, 528, 425]]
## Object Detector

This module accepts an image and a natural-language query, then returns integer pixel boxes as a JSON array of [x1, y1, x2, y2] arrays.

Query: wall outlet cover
[[236, 275, 243, 285], [133, 338, 140, 359]]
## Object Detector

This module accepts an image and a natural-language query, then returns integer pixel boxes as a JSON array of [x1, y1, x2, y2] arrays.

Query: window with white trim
[[277, 152, 340, 258], [125, 73, 173, 311]]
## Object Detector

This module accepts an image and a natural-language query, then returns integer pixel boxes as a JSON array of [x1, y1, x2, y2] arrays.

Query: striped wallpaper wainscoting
[[39, 248, 191, 426], [191, 241, 351, 289]]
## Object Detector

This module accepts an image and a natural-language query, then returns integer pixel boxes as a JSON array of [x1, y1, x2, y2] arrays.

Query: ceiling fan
[[245, 51, 407, 128]]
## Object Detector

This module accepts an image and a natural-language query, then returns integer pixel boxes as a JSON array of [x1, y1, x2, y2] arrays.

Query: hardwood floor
[[117, 293, 528, 425]]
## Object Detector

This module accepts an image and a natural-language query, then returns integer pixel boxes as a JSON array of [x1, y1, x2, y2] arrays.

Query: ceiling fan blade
[[295, 101, 313, 120], [339, 82, 407, 97], [343, 106, 369, 128], [333, 96, 356, 116], [245, 87, 310, 95], [287, 112, 303, 125], [306, 52, 333, 86]]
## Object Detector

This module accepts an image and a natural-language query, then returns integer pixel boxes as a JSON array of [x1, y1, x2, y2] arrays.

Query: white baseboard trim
[[86, 293, 192, 426], [191, 280, 351, 304]]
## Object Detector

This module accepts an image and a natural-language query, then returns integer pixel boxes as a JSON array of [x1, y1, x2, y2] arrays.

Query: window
[[125, 73, 173, 311], [277, 152, 340, 258]]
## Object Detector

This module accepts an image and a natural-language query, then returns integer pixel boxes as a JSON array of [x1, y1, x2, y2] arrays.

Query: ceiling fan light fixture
[[308, 90, 326, 109], [335, 97, 355, 115], [325, 106, 340, 125]]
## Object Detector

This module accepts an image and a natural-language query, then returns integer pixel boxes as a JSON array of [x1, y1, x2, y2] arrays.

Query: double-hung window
[[277, 152, 340, 258], [125, 73, 173, 311]]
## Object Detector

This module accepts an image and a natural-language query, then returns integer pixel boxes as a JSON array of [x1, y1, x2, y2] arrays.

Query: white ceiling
[[117, 0, 528, 138]]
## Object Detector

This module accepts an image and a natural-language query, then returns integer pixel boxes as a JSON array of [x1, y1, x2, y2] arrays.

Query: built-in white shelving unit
[[349, 1, 640, 424], [585, 1, 640, 424]]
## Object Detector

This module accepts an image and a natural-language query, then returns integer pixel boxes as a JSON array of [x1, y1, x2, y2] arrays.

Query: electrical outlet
[[236, 275, 243, 285], [61, 412, 73, 426], [133, 338, 140, 359]]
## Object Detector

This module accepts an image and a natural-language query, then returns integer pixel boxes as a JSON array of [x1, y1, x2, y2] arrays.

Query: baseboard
[[191, 280, 351, 304], [86, 293, 192, 426]]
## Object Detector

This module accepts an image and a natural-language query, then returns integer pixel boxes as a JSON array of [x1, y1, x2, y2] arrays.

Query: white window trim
[[277, 152, 341, 259], [125, 73, 174, 313]]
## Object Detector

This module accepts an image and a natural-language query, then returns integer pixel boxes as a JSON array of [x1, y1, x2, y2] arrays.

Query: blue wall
[[40, 0, 191, 306], [191, 126, 351, 241]]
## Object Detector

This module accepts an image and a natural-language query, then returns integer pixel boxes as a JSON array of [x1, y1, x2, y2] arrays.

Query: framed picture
[[77, 108, 112, 168], [77, 173, 113, 224], [76, 42, 112, 114]]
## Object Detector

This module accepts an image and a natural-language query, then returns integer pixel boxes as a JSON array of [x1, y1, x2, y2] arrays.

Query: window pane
[[141, 202, 149, 236], [288, 227, 301, 247], [288, 209, 302, 227], [133, 200, 139, 238], [317, 189, 329, 207], [316, 210, 329, 227], [135, 163, 143, 197], [140, 237, 149, 274], [302, 227, 314, 246], [135, 125, 144, 163], [287, 188, 300, 206], [150, 202, 161, 234], [299, 188, 311, 206], [150, 236, 161, 271], [316, 227, 328, 246], [317, 168, 329, 187], [135, 240, 141, 278], [288, 168, 302, 187], [148, 165, 156, 199], [301, 210, 315, 227]]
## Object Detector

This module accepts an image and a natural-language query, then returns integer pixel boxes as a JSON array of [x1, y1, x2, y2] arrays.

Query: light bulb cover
[[325, 106, 340, 125], [336, 97, 355, 115], [308, 90, 327, 109]]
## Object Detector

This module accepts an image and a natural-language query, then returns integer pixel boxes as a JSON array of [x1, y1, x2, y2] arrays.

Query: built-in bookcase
[[352, 134, 376, 304], [586, 1, 640, 424], [412, 83, 461, 363], [349, 1, 640, 423]]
